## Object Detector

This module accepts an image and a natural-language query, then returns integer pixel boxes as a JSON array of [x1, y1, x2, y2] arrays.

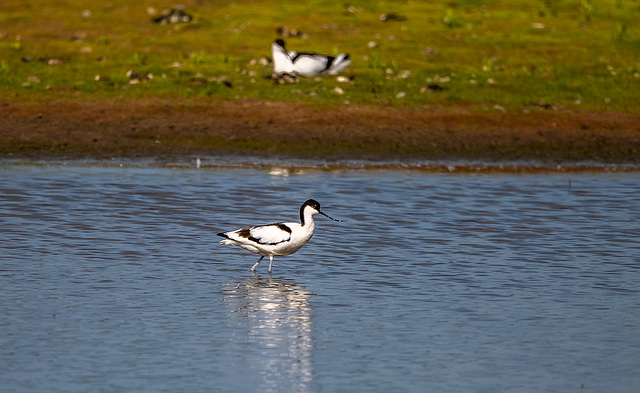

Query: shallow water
[[1, 164, 639, 392]]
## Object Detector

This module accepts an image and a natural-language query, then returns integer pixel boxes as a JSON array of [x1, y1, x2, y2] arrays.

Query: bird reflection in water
[[222, 275, 313, 390]]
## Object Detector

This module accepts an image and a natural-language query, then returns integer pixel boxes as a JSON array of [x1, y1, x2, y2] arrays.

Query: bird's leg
[[268, 256, 274, 274], [251, 256, 264, 272]]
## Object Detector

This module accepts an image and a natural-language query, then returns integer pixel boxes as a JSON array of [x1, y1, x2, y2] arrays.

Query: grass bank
[[1, 0, 639, 161]]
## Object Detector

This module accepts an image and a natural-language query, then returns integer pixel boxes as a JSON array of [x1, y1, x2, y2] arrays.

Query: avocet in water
[[218, 199, 341, 273], [271, 39, 351, 78]]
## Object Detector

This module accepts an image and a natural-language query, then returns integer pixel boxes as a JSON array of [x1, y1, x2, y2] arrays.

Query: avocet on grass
[[218, 199, 341, 273], [271, 39, 351, 78]]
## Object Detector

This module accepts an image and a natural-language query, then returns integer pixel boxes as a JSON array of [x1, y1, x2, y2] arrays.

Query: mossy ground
[[2, 0, 640, 109]]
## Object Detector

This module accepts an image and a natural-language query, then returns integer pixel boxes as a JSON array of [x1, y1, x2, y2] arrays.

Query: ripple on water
[[0, 164, 639, 392]]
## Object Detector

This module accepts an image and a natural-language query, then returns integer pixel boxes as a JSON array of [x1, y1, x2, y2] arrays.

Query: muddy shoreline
[[2, 98, 639, 164]]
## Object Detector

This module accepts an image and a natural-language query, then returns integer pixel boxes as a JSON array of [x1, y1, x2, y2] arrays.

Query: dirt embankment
[[1, 98, 639, 162]]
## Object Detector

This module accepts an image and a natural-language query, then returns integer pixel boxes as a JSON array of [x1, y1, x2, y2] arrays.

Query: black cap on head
[[303, 199, 321, 210]]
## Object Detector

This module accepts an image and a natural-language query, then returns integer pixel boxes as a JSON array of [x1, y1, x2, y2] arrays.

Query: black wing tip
[[217, 232, 229, 238]]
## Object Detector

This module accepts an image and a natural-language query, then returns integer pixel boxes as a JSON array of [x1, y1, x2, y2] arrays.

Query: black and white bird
[[271, 39, 351, 78], [218, 199, 341, 273]]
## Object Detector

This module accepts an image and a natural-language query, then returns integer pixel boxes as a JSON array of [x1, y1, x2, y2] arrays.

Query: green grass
[[1, 0, 639, 111]]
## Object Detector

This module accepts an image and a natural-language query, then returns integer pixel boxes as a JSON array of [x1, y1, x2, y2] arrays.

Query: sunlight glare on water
[[1, 164, 639, 392]]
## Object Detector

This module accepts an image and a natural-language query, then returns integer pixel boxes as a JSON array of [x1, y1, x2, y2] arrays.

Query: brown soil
[[1, 98, 639, 163]]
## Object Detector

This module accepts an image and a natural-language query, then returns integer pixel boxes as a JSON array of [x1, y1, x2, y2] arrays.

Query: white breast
[[264, 222, 310, 256], [271, 42, 295, 74]]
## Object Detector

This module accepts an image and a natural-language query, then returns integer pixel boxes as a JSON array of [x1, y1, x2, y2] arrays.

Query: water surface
[[1, 165, 639, 392]]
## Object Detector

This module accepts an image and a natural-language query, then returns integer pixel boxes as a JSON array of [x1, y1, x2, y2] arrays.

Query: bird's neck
[[272, 46, 295, 73], [300, 209, 315, 227]]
